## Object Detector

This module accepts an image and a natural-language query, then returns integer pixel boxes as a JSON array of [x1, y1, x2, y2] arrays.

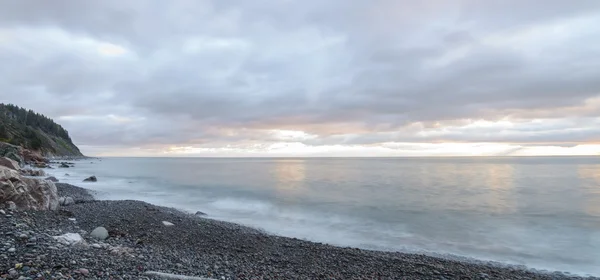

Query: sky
[[1, 0, 600, 157]]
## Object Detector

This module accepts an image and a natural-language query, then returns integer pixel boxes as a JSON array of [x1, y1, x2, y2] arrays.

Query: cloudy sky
[[1, 0, 600, 157]]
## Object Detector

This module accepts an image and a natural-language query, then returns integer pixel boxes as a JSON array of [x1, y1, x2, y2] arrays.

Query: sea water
[[47, 157, 600, 276]]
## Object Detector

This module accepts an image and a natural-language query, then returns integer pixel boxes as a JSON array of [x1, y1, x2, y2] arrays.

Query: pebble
[[0, 209, 5, 215], [8, 247, 16, 252], [77, 268, 89, 275]]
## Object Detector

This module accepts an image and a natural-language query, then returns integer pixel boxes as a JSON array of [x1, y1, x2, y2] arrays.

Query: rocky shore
[[0, 183, 596, 279]]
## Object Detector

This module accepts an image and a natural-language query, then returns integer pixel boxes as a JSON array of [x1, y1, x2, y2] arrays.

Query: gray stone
[[83, 176, 97, 182], [7, 247, 16, 252], [45, 176, 59, 182], [59, 196, 75, 206], [7, 201, 17, 210], [162, 221, 175, 226], [90, 227, 109, 240]]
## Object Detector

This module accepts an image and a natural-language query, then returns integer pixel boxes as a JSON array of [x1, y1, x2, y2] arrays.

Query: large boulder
[[0, 166, 59, 210], [0, 157, 20, 171], [22, 149, 48, 164], [0, 142, 24, 166]]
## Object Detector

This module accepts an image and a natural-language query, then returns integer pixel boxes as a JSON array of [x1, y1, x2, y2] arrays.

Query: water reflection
[[578, 164, 600, 217], [272, 159, 306, 201], [424, 162, 516, 214], [481, 164, 516, 214]]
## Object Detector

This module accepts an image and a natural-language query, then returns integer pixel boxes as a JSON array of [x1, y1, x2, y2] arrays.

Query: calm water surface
[[49, 157, 600, 276]]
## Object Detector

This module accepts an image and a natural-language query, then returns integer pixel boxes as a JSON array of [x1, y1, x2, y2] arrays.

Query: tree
[[0, 123, 8, 140]]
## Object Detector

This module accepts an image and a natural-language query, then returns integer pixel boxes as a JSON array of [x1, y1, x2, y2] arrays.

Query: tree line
[[0, 103, 74, 150]]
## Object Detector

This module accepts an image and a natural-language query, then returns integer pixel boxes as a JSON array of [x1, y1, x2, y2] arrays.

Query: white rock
[[91, 243, 102, 249], [162, 221, 175, 226], [53, 233, 86, 246], [7, 248, 15, 253], [0, 209, 5, 215], [68, 218, 77, 222], [90, 227, 109, 240]]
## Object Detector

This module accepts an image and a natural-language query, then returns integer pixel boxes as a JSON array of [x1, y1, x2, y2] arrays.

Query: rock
[[7, 201, 17, 210], [0, 157, 20, 171], [91, 243, 102, 249], [53, 233, 86, 246], [0, 209, 4, 215], [77, 268, 89, 276], [59, 196, 75, 206], [45, 176, 59, 182], [83, 176, 97, 182], [0, 142, 24, 166], [59, 163, 70, 168], [21, 149, 47, 165], [162, 221, 175, 226], [8, 268, 18, 277], [0, 166, 59, 210], [34, 162, 49, 168], [90, 227, 109, 240], [20, 168, 45, 176], [195, 211, 207, 216]]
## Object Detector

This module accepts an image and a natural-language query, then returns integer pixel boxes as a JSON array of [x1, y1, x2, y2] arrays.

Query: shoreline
[[1, 182, 596, 279]]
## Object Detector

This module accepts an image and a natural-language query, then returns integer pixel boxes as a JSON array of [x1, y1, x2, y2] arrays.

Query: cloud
[[0, 0, 599, 156]]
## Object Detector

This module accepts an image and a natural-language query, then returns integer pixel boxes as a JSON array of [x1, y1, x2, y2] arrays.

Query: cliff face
[[0, 104, 83, 157]]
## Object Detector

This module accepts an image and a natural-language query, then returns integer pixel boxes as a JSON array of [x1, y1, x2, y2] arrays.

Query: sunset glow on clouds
[[1, 1, 600, 156]]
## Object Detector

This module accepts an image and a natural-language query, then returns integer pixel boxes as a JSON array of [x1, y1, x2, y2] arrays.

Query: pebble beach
[[1, 183, 597, 279]]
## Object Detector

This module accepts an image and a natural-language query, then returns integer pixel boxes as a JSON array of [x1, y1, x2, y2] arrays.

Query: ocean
[[47, 157, 600, 276]]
